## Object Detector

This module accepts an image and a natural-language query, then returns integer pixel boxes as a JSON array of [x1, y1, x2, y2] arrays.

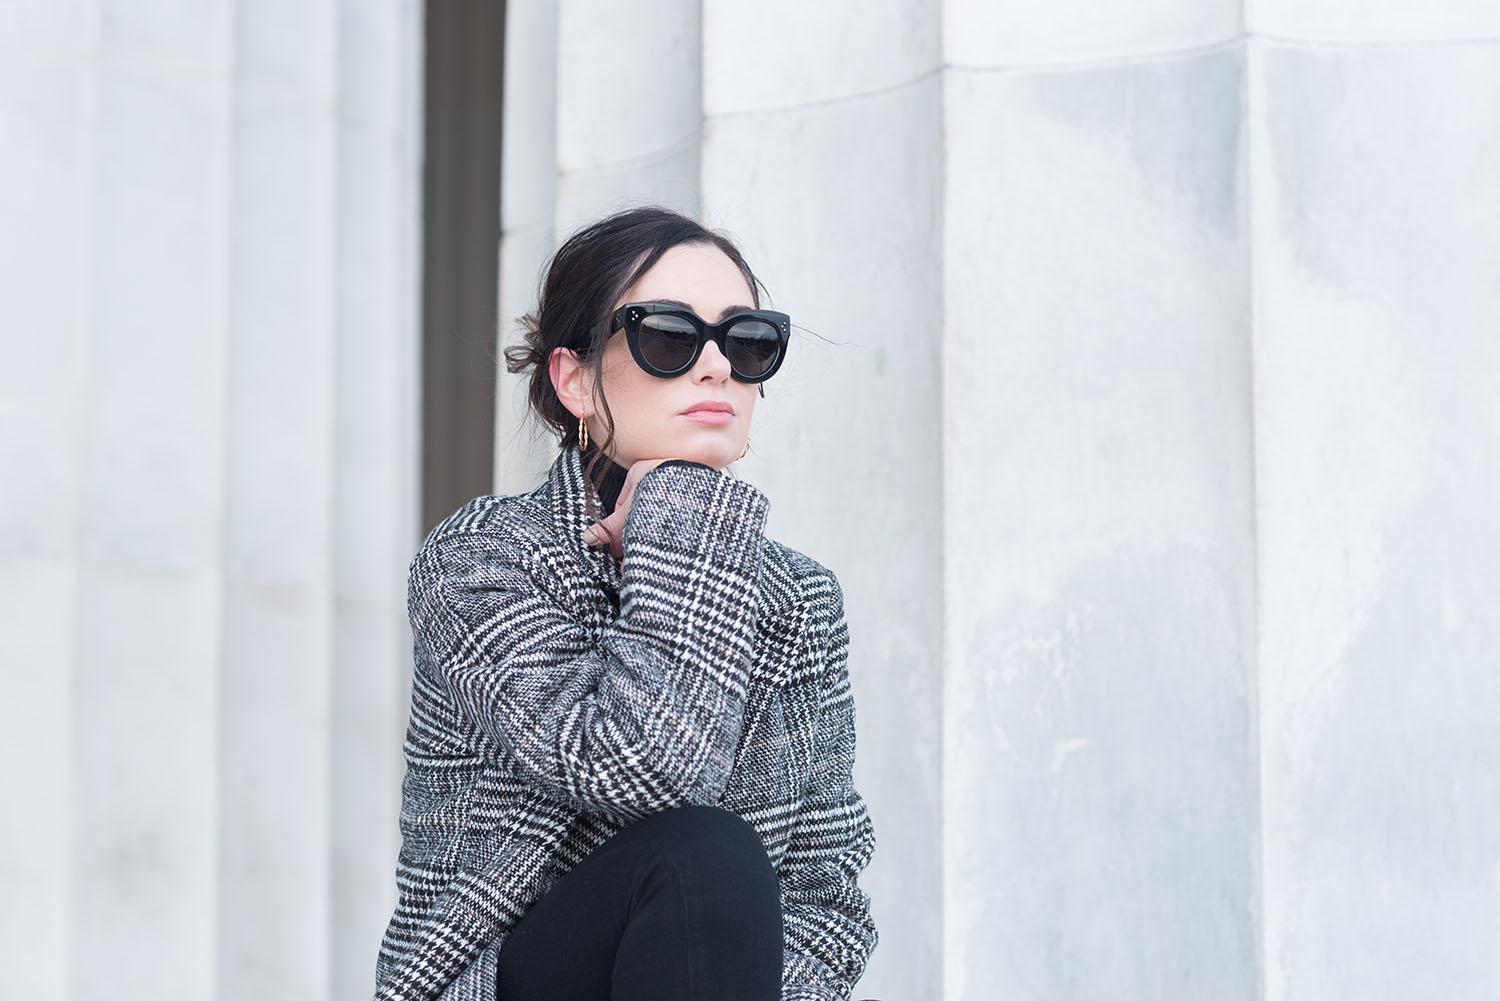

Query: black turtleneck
[[586, 449, 629, 513]]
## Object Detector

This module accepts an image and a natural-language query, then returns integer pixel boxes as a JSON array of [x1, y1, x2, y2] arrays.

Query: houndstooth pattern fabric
[[372, 448, 877, 1001]]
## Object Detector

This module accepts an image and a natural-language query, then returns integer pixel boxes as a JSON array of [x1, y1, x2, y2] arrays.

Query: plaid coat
[[373, 448, 877, 1001]]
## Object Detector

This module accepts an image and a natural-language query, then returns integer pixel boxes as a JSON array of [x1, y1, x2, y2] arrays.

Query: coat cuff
[[622, 462, 768, 565]]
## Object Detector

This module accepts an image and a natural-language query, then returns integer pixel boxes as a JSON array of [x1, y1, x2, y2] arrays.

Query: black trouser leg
[[497, 805, 783, 1001]]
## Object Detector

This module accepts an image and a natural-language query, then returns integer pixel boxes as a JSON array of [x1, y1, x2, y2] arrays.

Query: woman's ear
[[549, 347, 592, 419]]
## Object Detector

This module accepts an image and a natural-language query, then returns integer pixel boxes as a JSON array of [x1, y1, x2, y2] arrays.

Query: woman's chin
[[610, 429, 747, 470], [689, 447, 737, 470], [666, 442, 738, 470]]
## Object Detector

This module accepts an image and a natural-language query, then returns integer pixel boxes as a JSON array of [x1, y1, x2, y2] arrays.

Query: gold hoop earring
[[738, 436, 750, 461], [578, 417, 589, 452]]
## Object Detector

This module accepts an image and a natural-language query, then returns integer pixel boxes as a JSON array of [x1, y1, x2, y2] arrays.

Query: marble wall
[[0, 3, 423, 1000]]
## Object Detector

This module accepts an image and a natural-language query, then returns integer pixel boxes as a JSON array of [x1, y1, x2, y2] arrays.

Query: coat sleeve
[[412, 461, 769, 820], [780, 584, 879, 1001]]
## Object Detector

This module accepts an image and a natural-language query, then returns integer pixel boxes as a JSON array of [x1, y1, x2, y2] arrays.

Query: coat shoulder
[[421, 486, 550, 549], [406, 487, 554, 613], [759, 537, 845, 623]]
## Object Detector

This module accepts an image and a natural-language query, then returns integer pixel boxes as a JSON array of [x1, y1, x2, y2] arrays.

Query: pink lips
[[680, 401, 736, 425]]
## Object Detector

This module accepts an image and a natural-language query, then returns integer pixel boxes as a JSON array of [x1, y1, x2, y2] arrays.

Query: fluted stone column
[[0, 3, 422, 1000], [942, 2, 1259, 998], [1248, 2, 1500, 998]]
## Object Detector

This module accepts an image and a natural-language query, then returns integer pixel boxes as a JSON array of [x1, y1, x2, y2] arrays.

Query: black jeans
[[497, 805, 783, 1001]]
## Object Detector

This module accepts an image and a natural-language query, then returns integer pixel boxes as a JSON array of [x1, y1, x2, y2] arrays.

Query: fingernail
[[582, 525, 601, 546]]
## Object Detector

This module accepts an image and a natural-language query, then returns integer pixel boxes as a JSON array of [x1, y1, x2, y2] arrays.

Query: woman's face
[[585, 242, 760, 469]]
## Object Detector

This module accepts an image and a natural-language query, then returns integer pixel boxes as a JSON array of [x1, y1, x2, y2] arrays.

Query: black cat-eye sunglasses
[[612, 302, 791, 384]]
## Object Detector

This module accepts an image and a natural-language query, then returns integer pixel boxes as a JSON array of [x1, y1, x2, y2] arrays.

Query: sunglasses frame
[[612, 301, 791, 384]]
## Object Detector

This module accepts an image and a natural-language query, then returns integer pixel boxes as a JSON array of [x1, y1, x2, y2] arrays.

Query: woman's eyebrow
[[651, 298, 757, 321]]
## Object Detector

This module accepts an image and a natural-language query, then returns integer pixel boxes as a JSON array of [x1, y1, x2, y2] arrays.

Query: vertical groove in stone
[[0, 8, 97, 1001], [330, 1, 423, 996], [495, 0, 561, 492], [1241, 22, 1269, 1001], [217, 1, 338, 998], [64, 3, 236, 999]]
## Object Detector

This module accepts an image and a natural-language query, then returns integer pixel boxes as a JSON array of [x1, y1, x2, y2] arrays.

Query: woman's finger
[[582, 511, 621, 550]]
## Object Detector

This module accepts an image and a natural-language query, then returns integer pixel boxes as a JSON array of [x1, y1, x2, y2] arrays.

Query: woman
[[373, 207, 877, 1001]]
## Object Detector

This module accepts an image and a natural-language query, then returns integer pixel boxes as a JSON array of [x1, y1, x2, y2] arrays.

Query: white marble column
[[1248, 2, 1500, 998], [0, 3, 422, 999], [942, 2, 1259, 998], [329, 3, 424, 997], [219, 4, 341, 997], [58, 7, 233, 999]]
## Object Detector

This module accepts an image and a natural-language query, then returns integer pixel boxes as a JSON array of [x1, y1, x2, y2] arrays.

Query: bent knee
[[631, 805, 771, 880]]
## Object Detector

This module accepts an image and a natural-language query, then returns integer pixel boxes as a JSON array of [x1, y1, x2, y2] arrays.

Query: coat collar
[[545, 445, 623, 593]]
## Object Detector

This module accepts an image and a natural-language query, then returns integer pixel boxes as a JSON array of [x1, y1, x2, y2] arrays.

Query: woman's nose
[[692, 339, 732, 382]]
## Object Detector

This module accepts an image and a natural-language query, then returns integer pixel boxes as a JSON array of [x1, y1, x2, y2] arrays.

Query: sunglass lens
[[725, 319, 782, 378], [637, 314, 699, 373]]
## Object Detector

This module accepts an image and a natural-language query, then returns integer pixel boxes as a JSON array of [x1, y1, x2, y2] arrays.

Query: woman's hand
[[581, 458, 670, 559]]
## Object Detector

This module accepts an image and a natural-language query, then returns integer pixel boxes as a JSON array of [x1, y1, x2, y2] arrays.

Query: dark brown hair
[[504, 206, 766, 470]]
